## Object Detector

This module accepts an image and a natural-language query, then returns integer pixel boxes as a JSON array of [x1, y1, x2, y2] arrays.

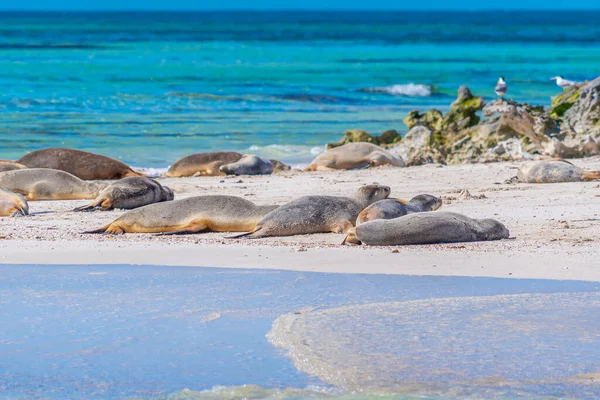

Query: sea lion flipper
[[225, 228, 265, 239], [73, 200, 102, 212], [583, 170, 600, 181], [154, 219, 210, 236]]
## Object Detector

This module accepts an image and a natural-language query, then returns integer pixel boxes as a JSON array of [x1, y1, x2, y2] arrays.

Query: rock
[[403, 109, 443, 132], [550, 85, 581, 118], [327, 129, 401, 149], [391, 126, 444, 166], [559, 76, 600, 138], [482, 99, 558, 152], [441, 85, 485, 133]]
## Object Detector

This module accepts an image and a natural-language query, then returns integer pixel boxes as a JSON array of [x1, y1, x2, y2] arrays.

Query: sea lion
[[343, 194, 443, 244], [73, 177, 174, 212], [344, 212, 509, 246], [229, 184, 391, 239], [219, 155, 274, 176], [84, 195, 278, 235], [17, 148, 143, 180], [0, 187, 29, 217], [517, 159, 600, 183], [0, 168, 108, 201], [270, 159, 292, 172], [0, 161, 26, 173], [304, 143, 404, 171], [357, 194, 442, 225], [165, 152, 243, 177]]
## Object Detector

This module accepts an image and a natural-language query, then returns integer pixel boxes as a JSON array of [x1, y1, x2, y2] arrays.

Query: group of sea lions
[[1, 146, 599, 246]]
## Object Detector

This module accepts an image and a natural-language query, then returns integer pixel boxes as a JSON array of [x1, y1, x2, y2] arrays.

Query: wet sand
[[1, 158, 600, 281]]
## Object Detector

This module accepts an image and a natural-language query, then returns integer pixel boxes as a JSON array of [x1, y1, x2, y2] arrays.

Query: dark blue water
[[1, 264, 599, 399], [1, 11, 599, 168]]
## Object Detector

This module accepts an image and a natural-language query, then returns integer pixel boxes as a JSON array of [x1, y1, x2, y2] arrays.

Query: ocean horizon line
[[1, 9, 600, 13]]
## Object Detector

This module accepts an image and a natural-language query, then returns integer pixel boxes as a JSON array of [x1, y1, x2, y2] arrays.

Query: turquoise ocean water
[[1, 11, 599, 169]]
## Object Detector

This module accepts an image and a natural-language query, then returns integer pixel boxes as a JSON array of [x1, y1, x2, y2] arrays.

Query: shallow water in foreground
[[0, 264, 599, 399]]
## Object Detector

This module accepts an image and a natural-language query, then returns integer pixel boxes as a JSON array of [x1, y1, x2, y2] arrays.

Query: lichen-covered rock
[[327, 129, 401, 149], [550, 86, 581, 118], [441, 85, 485, 133], [403, 109, 444, 132], [559, 76, 600, 137]]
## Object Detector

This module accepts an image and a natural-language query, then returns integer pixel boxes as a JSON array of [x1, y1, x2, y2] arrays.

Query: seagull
[[551, 76, 577, 89], [494, 76, 507, 98]]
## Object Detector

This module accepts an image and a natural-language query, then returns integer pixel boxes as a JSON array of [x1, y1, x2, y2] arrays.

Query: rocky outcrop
[[556, 76, 600, 138], [391, 79, 600, 165], [327, 129, 401, 150]]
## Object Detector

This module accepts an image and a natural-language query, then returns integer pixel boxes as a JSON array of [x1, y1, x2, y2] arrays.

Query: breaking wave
[[360, 83, 432, 97]]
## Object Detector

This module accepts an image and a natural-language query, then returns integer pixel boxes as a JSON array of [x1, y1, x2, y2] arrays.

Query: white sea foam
[[362, 83, 432, 97], [132, 166, 169, 178]]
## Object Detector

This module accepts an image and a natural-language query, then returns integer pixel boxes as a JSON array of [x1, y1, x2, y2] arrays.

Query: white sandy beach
[[1, 158, 599, 281]]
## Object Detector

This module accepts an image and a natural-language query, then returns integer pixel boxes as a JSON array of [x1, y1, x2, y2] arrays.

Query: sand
[[1, 158, 599, 281]]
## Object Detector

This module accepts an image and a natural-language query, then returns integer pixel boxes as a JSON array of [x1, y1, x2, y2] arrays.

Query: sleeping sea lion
[[0, 161, 26, 173], [165, 152, 243, 177], [73, 177, 174, 212], [304, 143, 404, 171], [0, 187, 29, 217], [229, 184, 390, 239], [17, 148, 143, 180], [219, 155, 274, 176], [84, 195, 278, 235], [343, 194, 443, 244], [517, 159, 600, 183], [270, 159, 292, 172], [0, 168, 108, 201], [345, 212, 509, 246]]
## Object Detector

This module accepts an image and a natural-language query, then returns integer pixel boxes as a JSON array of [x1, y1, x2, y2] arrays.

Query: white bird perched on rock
[[551, 76, 577, 89], [494, 76, 507, 98]]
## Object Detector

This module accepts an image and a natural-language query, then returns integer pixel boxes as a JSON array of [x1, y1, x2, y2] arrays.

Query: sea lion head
[[409, 194, 442, 212], [162, 186, 175, 201], [354, 184, 391, 206]]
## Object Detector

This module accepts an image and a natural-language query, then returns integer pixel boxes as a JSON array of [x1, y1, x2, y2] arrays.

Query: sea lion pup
[[0, 168, 108, 201], [0, 161, 26, 172], [344, 212, 509, 246], [516, 159, 600, 183], [17, 148, 143, 180], [229, 184, 391, 239], [356, 194, 442, 225], [165, 151, 243, 177], [84, 195, 278, 235], [270, 159, 291, 172], [219, 155, 274, 176], [304, 143, 404, 171], [73, 177, 174, 212], [0, 187, 29, 217]]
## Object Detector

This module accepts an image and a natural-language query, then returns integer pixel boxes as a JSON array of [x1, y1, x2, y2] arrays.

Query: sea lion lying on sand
[[17, 148, 143, 180], [165, 152, 243, 177], [84, 195, 278, 235], [219, 155, 274, 176], [304, 143, 404, 171], [270, 159, 292, 172], [344, 212, 509, 246], [517, 159, 600, 183], [74, 177, 174, 212], [0, 187, 29, 217], [0, 161, 26, 173], [0, 168, 108, 201], [229, 184, 390, 239], [344, 194, 443, 244]]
